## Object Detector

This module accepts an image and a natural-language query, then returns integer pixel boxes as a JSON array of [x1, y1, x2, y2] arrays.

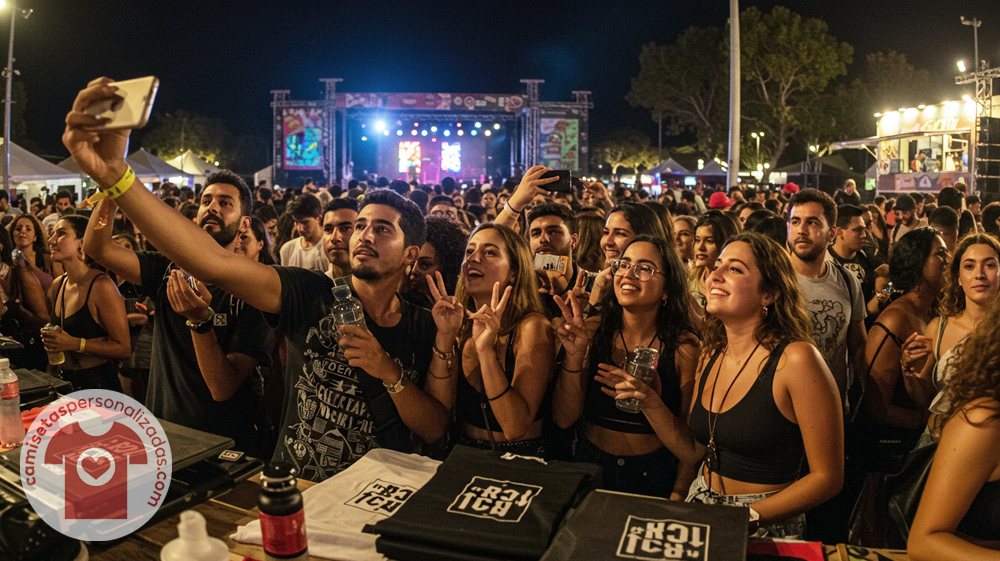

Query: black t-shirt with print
[[137, 252, 270, 457], [267, 268, 436, 482]]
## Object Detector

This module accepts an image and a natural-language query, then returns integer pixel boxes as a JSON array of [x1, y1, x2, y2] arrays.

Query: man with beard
[[322, 197, 358, 280], [82, 170, 270, 457], [891, 194, 927, 245], [525, 202, 583, 320], [787, 189, 867, 412]]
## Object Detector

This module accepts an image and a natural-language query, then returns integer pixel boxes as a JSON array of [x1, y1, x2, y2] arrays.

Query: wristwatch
[[384, 370, 408, 393], [185, 307, 215, 334]]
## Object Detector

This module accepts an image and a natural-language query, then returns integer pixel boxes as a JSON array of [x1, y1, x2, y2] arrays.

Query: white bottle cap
[[160, 510, 229, 561], [0, 358, 9, 369]]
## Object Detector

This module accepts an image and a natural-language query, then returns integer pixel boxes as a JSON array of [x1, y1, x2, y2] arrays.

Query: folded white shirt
[[232, 448, 441, 561]]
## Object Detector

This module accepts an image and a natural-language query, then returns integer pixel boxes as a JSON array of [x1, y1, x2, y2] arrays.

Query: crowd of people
[[7, 79, 993, 556]]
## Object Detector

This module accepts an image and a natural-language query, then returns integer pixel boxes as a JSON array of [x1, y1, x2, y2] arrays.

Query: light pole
[[751, 131, 764, 170], [2, 0, 32, 194], [959, 16, 983, 191], [961, 16, 981, 71]]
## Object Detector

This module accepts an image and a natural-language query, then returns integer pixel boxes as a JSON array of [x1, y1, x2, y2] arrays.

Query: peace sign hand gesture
[[553, 290, 592, 360], [468, 282, 512, 355], [427, 271, 464, 338]]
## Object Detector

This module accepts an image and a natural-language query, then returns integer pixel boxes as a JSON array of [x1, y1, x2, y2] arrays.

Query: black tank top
[[456, 332, 543, 431], [958, 479, 1000, 541], [689, 341, 805, 485], [584, 339, 681, 434], [52, 274, 109, 340]]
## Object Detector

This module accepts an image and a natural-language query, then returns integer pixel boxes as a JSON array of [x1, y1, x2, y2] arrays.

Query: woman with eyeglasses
[[552, 235, 700, 499]]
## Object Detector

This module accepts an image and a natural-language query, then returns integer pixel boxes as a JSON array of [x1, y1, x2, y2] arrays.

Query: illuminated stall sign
[[282, 108, 324, 170]]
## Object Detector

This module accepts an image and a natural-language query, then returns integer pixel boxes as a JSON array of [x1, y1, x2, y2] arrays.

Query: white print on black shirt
[[616, 516, 709, 560], [807, 297, 846, 360], [447, 477, 542, 522], [345, 478, 417, 516]]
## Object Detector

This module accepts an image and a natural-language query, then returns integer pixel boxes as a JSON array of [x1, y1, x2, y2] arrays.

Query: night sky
[[10, 0, 1000, 166]]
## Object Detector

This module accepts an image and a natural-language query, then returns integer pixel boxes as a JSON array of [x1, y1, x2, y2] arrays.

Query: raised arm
[[551, 293, 598, 429], [83, 200, 142, 286], [493, 165, 558, 228], [64, 78, 282, 314]]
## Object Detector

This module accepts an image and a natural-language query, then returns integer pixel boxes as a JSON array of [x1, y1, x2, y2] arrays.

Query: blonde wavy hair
[[702, 232, 813, 354]]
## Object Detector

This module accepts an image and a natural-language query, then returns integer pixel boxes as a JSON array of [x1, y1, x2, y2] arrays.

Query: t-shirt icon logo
[[44, 421, 147, 520]]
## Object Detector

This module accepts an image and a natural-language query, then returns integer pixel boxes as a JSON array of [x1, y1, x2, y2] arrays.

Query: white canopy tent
[[165, 150, 220, 187], [2, 139, 83, 202]]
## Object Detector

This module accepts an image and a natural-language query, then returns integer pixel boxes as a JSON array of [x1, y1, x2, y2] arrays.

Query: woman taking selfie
[[41, 215, 131, 391], [552, 235, 699, 499], [425, 223, 553, 456], [686, 233, 843, 537], [8, 213, 54, 291]]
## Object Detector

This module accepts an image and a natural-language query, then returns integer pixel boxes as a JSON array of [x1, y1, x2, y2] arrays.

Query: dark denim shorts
[[574, 435, 678, 499]]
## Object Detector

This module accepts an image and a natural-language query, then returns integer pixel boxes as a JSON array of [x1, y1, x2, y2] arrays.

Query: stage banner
[[282, 108, 324, 170], [539, 117, 580, 172], [338, 93, 524, 112]]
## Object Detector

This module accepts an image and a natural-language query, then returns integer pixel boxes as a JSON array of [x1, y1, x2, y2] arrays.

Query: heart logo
[[81, 456, 111, 478]]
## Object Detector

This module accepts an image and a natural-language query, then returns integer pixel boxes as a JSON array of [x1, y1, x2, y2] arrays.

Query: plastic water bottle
[[0, 358, 25, 448], [616, 346, 660, 414], [331, 285, 367, 335]]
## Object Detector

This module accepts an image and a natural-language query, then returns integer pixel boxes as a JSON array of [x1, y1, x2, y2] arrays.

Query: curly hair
[[593, 235, 696, 362], [7, 213, 49, 269], [936, 296, 1000, 434], [937, 233, 1000, 316], [701, 232, 813, 354], [888, 227, 941, 292], [454, 223, 543, 340], [424, 216, 468, 295]]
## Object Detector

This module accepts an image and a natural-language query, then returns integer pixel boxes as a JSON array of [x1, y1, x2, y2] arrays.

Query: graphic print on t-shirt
[[283, 314, 420, 482], [43, 421, 147, 519], [806, 297, 847, 362], [616, 516, 710, 560], [345, 478, 418, 516], [446, 477, 542, 522]]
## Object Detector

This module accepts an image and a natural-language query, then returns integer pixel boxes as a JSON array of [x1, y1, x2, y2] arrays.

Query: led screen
[[441, 142, 461, 173], [282, 108, 323, 170], [398, 141, 421, 173]]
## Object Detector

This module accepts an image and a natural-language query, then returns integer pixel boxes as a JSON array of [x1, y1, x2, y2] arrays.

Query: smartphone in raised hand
[[85, 76, 159, 130]]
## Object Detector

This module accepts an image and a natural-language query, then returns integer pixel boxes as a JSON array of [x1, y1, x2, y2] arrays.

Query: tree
[[740, 6, 853, 168], [591, 129, 657, 179], [138, 110, 227, 165], [627, 27, 729, 161]]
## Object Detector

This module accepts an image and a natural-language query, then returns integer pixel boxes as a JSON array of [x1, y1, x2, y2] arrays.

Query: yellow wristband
[[79, 338, 86, 353], [90, 166, 136, 204]]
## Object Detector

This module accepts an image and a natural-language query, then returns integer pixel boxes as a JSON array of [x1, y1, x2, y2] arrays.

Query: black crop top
[[584, 340, 681, 435], [456, 333, 543, 432], [958, 479, 1000, 541], [52, 274, 109, 341], [689, 341, 805, 485]]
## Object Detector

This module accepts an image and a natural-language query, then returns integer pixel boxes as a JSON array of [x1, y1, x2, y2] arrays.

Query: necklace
[[616, 330, 659, 368], [729, 344, 757, 365], [705, 340, 761, 494]]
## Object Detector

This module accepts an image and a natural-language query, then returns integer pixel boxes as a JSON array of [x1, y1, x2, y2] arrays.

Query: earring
[[762, 305, 769, 318]]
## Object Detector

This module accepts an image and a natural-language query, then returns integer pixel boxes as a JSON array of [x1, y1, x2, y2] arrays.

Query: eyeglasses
[[611, 259, 665, 281]]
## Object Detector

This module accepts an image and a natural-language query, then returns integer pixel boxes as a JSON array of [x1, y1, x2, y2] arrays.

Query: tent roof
[[773, 155, 863, 181], [127, 149, 189, 179], [693, 160, 727, 176], [647, 158, 690, 175], [1, 140, 80, 181], [165, 150, 220, 176]]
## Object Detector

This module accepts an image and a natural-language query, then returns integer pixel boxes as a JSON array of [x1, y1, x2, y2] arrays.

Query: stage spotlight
[[444, 130, 451, 137], [361, 123, 366, 129], [421, 130, 428, 137], [361, 136, 368, 141], [458, 130, 464, 136], [484, 130, 491, 137], [457, 123, 462, 127], [431, 126, 438, 132], [413, 122, 418, 127], [474, 122, 482, 128], [374, 121, 386, 132], [411, 130, 418, 136], [383, 129, 390, 136], [493, 123, 500, 130], [432, 137, 437, 142], [397, 130, 403, 136], [471, 130, 478, 136]]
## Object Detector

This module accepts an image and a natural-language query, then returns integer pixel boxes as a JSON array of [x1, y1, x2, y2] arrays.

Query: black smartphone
[[541, 170, 572, 192]]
